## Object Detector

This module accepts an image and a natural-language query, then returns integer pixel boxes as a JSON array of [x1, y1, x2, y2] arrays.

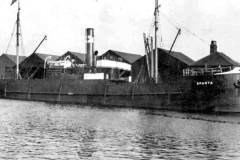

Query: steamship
[[1, 0, 240, 113]]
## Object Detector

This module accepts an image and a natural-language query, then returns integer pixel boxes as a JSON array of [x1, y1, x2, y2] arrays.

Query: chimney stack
[[210, 40, 217, 54], [86, 28, 94, 67]]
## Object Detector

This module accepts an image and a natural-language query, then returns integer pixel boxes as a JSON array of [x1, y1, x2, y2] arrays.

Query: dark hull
[[0, 79, 184, 110], [0, 74, 239, 113], [183, 73, 240, 113]]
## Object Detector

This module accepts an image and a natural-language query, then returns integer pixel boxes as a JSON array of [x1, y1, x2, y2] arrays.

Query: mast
[[16, 0, 20, 79], [154, 0, 160, 83], [150, 36, 154, 78]]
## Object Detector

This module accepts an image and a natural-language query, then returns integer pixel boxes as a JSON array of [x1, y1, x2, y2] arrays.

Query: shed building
[[57, 51, 85, 66], [190, 52, 239, 68], [98, 50, 142, 65], [97, 50, 142, 80], [132, 48, 194, 83], [46, 51, 86, 79], [19, 53, 59, 79], [0, 54, 26, 79], [186, 41, 239, 76]]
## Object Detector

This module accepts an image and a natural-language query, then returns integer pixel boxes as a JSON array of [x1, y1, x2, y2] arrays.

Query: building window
[[110, 55, 114, 60], [118, 57, 123, 62]]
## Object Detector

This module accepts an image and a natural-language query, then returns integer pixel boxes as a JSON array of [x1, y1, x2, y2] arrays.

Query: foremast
[[16, 0, 20, 79], [154, 0, 160, 83], [142, 0, 160, 84]]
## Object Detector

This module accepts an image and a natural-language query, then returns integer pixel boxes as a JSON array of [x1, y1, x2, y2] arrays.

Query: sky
[[0, 0, 240, 61]]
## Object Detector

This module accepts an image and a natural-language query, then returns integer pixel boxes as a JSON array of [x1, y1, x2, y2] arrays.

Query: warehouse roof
[[158, 48, 194, 65], [190, 52, 239, 67], [99, 50, 142, 64], [1, 54, 26, 64], [58, 51, 85, 62], [35, 53, 59, 61], [19, 53, 59, 68]]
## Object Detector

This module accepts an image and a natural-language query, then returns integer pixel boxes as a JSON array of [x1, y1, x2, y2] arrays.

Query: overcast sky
[[0, 0, 240, 61]]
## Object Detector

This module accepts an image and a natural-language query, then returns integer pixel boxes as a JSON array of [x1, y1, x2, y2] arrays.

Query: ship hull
[[182, 73, 240, 113], [0, 79, 186, 111], [0, 74, 239, 113]]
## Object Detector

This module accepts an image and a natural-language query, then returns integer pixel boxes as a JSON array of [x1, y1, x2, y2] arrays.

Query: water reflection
[[0, 100, 240, 159], [77, 129, 97, 158]]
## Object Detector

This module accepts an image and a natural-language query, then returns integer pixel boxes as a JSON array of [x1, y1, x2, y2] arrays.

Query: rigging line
[[159, 11, 209, 45], [159, 11, 179, 30], [157, 14, 165, 47], [157, 29, 163, 47], [5, 22, 17, 54], [157, 35, 164, 47], [148, 15, 164, 46], [20, 37, 25, 55], [148, 16, 155, 35], [181, 26, 208, 44], [19, 24, 26, 55]]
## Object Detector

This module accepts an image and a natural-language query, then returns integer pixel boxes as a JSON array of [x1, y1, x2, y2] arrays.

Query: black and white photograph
[[0, 0, 240, 159]]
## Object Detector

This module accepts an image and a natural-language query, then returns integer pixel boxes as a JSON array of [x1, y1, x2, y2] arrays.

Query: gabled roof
[[190, 52, 239, 67], [104, 50, 142, 64], [2, 54, 26, 64], [35, 53, 59, 61], [19, 53, 59, 68], [65, 51, 85, 61], [159, 48, 194, 65]]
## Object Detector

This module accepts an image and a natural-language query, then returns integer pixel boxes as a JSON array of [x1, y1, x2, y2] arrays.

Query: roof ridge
[[2, 53, 26, 57], [1, 53, 26, 64], [217, 52, 240, 65], [191, 52, 239, 66], [67, 51, 85, 54], [109, 49, 141, 56], [158, 48, 194, 65]]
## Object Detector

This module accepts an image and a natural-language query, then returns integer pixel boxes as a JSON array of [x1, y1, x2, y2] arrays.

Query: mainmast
[[16, 0, 20, 79], [154, 0, 160, 84]]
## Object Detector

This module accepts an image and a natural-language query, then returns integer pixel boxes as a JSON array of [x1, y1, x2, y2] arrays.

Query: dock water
[[0, 99, 240, 159]]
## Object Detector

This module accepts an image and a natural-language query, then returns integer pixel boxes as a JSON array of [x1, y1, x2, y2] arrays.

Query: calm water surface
[[0, 99, 240, 159]]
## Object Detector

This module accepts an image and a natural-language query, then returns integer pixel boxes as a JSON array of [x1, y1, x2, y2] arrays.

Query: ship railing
[[183, 66, 232, 77]]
